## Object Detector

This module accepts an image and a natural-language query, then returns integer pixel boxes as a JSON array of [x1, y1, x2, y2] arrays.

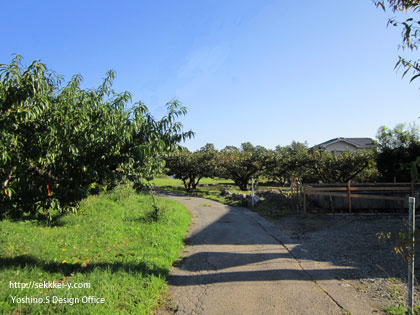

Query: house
[[311, 137, 377, 153]]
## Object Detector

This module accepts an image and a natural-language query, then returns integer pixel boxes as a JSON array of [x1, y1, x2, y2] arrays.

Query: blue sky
[[1, 0, 419, 150]]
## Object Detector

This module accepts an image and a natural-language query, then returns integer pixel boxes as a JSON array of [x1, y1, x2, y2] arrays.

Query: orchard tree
[[267, 141, 378, 185], [375, 0, 420, 83], [198, 143, 220, 178], [164, 144, 217, 191], [219, 142, 273, 191], [306, 150, 377, 183], [284, 141, 316, 184], [268, 142, 317, 185], [0, 56, 192, 219], [123, 100, 193, 186], [267, 145, 290, 186]]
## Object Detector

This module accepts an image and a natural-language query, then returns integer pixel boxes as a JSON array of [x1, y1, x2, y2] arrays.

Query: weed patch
[[386, 304, 420, 314]]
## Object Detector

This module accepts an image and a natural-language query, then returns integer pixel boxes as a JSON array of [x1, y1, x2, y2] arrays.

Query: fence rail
[[303, 182, 418, 214]]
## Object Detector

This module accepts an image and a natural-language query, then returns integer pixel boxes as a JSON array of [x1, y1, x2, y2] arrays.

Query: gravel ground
[[266, 212, 420, 309]]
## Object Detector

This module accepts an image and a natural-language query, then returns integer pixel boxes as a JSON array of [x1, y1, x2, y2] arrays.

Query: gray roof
[[313, 137, 377, 150]]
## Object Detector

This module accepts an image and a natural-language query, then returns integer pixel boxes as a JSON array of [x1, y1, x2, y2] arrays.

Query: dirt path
[[157, 194, 383, 315]]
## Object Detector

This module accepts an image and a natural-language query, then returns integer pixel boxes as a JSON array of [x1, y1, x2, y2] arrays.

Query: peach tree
[[219, 142, 273, 191], [0, 56, 192, 220], [164, 144, 218, 191]]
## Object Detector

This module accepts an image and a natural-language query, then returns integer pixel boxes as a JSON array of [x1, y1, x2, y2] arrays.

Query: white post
[[408, 197, 415, 314], [251, 178, 255, 208]]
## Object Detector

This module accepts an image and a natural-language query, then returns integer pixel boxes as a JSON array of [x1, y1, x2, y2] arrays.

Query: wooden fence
[[303, 182, 419, 214]]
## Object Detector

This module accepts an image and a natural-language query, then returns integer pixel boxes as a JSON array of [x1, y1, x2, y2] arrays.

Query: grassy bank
[[0, 185, 191, 314]]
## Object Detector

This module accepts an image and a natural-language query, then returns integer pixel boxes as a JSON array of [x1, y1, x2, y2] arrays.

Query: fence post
[[303, 187, 307, 216], [347, 180, 352, 214], [329, 193, 334, 213], [251, 178, 255, 208], [408, 197, 415, 314], [296, 182, 301, 212]]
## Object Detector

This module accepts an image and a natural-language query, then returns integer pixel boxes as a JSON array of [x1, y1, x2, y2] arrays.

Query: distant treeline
[[165, 123, 420, 191]]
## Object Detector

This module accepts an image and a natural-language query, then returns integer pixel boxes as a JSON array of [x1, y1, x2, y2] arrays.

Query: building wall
[[324, 141, 357, 152]]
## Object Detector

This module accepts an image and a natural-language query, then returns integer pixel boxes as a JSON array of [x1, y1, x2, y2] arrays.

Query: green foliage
[[0, 55, 192, 219], [219, 142, 274, 191], [305, 150, 378, 183], [374, 0, 420, 85], [267, 141, 377, 184], [376, 123, 420, 182], [0, 185, 191, 314], [268, 141, 314, 185], [164, 144, 218, 191]]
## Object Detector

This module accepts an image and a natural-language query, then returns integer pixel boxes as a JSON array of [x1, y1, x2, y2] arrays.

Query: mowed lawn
[[0, 186, 191, 314]]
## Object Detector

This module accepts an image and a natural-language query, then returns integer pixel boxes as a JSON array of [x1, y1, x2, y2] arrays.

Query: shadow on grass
[[0, 256, 167, 278], [3, 212, 69, 228]]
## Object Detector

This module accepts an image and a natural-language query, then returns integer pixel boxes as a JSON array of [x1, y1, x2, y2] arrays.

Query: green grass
[[0, 185, 191, 314], [150, 176, 234, 187], [386, 304, 420, 314], [150, 177, 184, 187]]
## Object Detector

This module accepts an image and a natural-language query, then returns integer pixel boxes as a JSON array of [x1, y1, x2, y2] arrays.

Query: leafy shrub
[[376, 123, 420, 182]]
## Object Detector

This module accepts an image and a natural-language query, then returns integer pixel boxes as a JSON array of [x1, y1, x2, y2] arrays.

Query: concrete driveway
[[157, 194, 383, 315]]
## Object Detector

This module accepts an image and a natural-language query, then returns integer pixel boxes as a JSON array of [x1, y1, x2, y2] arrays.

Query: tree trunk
[[183, 179, 191, 192], [192, 176, 202, 189], [237, 180, 248, 191]]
